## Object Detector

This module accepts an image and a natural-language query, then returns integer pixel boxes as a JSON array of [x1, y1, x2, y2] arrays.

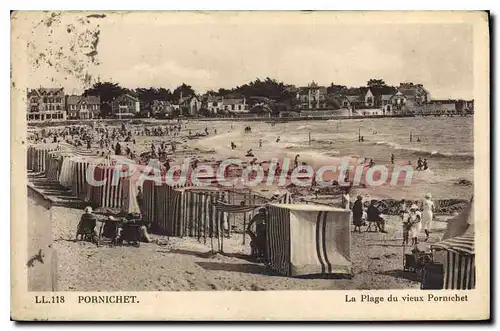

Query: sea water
[[189, 116, 473, 199]]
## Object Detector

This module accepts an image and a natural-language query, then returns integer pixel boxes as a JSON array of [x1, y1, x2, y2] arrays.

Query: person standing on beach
[[408, 204, 422, 245], [115, 142, 121, 156], [136, 186, 144, 219], [390, 153, 395, 164], [246, 208, 267, 261], [422, 193, 434, 242], [342, 187, 351, 210], [352, 195, 364, 233]]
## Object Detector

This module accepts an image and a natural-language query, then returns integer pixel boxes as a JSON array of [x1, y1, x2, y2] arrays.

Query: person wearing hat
[[352, 195, 364, 233], [421, 193, 435, 242], [367, 200, 387, 233], [246, 207, 267, 261], [408, 204, 422, 245], [76, 206, 98, 244]]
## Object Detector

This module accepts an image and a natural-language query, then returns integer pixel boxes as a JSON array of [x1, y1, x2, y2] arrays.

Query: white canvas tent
[[266, 203, 352, 277]]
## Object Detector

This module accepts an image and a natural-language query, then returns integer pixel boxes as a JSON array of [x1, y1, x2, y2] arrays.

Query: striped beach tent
[[86, 163, 125, 209], [70, 156, 114, 199], [142, 179, 157, 224], [176, 188, 229, 238], [266, 203, 352, 277], [44, 152, 60, 181], [431, 197, 475, 290], [432, 232, 475, 290], [58, 156, 77, 188], [120, 175, 142, 215], [28, 144, 61, 174]]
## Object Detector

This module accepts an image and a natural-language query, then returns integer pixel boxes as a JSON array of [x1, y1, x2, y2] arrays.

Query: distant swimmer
[[205, 127, 209, 135], [214, 128, 217, 134], [423, 158, 428, 170], [369, 159, 375, 168], [416, 137, 421, 143], [246, 149, 254, 157], [390, 153, 395, 164], [231, 142, 236, 150], [259, 139, 262, 148], [276, 136, 281, 143], [360, 136, 364, 142]]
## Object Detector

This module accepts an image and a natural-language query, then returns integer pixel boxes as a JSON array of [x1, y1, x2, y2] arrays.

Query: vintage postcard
[[11, 11, 490, 321]]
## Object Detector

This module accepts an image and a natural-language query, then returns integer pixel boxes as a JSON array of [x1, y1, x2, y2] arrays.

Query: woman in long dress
[[421, 193, 435, 242], [352, 195, 364, 233], [408, 204, 422, 246]]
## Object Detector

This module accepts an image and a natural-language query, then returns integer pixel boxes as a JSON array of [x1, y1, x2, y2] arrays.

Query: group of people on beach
[[349, 192, 435, 245]]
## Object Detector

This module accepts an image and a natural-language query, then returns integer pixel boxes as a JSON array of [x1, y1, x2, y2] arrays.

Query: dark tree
[[367, 79, 388, 88], [326, 83, 347, 95], [173, 83, 196, 101]]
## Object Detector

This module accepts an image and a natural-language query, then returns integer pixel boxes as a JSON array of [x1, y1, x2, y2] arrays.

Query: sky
[[23, 12, 474, 99]]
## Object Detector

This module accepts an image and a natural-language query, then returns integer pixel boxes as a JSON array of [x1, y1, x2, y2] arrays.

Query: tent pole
[[228, 191, 233, 238], [243, 193, 247, 245]]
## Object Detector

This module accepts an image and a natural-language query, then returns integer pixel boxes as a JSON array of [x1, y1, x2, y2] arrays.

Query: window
[[43, 97, 47, 103], [213, 102, 217, 106], [56, 105, 61, 110], [232, 105, 235, 110]]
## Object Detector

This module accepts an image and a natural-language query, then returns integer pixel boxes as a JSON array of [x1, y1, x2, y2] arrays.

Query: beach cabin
[[266, 203, 352, 277], [428, 197, 475, 290]]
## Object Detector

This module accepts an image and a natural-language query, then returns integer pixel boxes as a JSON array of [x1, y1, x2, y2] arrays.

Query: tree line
[[83, 78, 398, 116]]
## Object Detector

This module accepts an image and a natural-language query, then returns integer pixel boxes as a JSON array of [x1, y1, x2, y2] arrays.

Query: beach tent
[[431, 197, 475, 290], [441, 197, 474, 240], [266, 203, 352, 277], [431, 231, 475, 290], [86, 163, 126, 209], [170, 187, 228, 238], [27, 143, 61, 173]]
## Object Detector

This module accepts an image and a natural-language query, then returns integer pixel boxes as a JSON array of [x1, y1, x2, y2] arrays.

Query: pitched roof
[[223, 98, 245, 105], [206, 95, 223, 103], [345, 95, 361, 102], [36, 87, 64, 95], [116, 94, 139, 102], [66, 95, 101, 106], [179, 95, 199, 105], [398, 88, 418, 98], [66, 95, 81, 105], [85, 96, 100, 105]]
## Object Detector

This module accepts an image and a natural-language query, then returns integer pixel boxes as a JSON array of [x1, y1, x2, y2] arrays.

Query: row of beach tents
[[26, 143, 353, 277], [27, 143, 475, 285]]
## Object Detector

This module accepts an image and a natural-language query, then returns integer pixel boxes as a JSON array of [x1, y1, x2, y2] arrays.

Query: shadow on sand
[[196, 261, 273, 276], [377, 269, 422, 282]]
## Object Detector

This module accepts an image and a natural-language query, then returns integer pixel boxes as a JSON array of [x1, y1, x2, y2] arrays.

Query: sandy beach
[[49, 203, 449, 291], [27, 117, 473, 291]]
